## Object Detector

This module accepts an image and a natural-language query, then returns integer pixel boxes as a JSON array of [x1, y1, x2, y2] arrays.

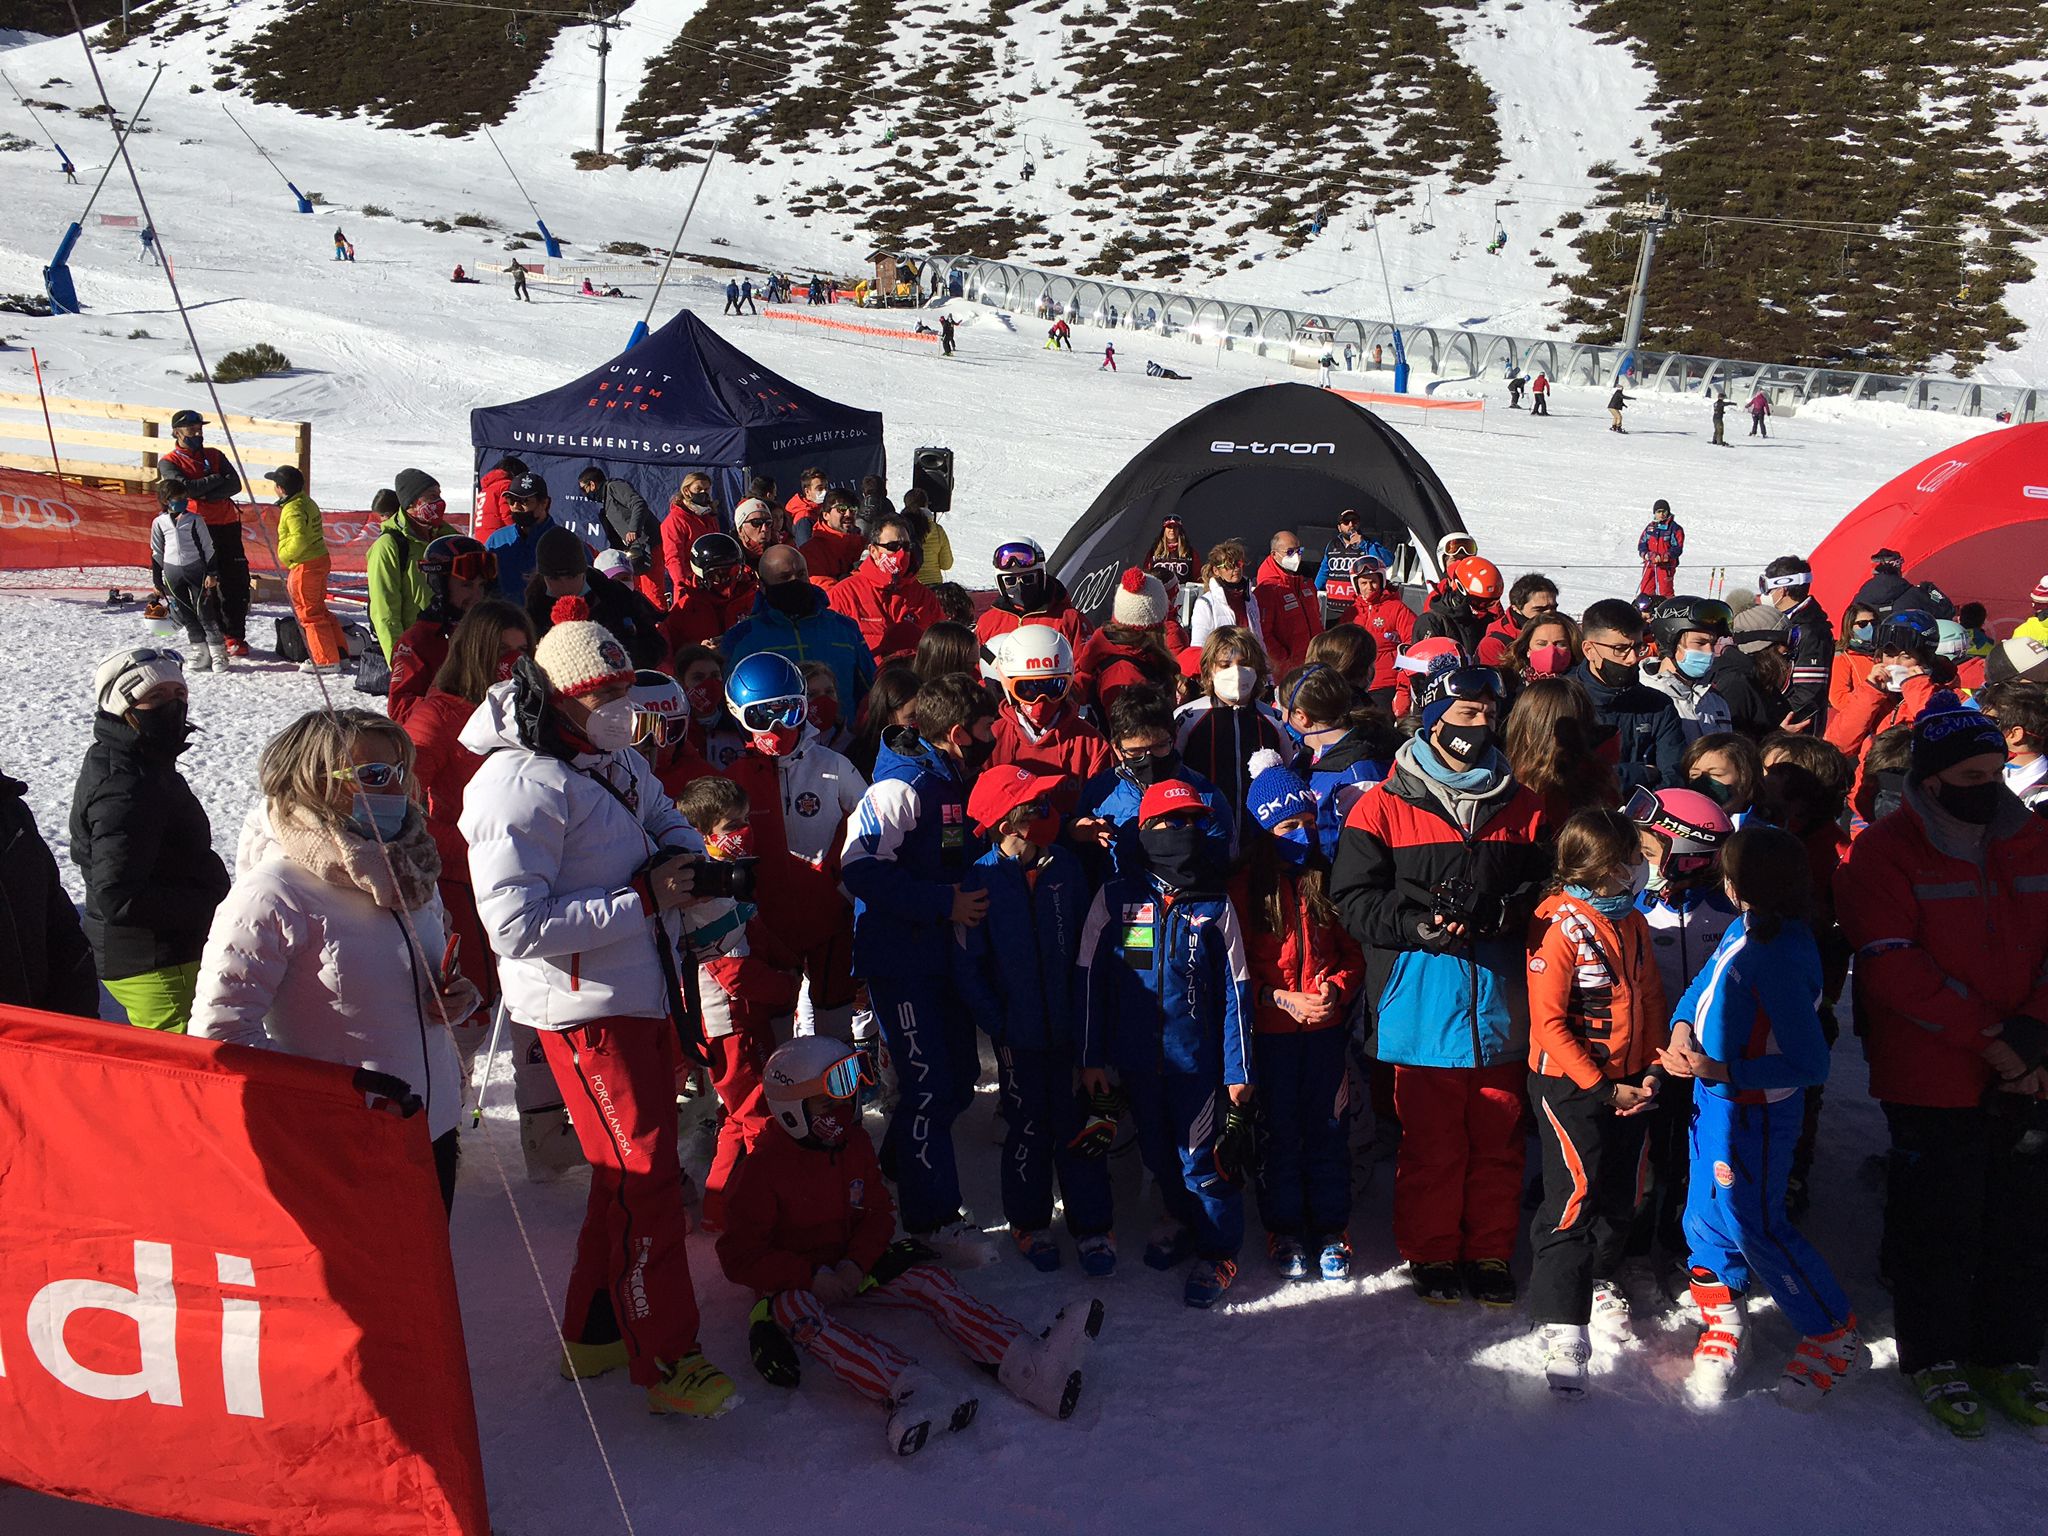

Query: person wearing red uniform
[[661, 532, 760, 653], [987, 625, 1110, 810], [1252, 529, 1324, 677], [782, 467, 830, 534], [1350, 558, 1417, 710], [660, 472, 722, 601], [1074, 569, 1181, 716], [827, 513, 942, 664], [976, 537, 1091, 652], [158, 409, 251, 653], [472, 455, 526, 543], [798, 496, 868, 588], [628, 667, 719, 798]]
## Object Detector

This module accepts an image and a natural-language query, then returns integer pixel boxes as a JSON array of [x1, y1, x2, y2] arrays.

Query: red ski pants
[[771, 1263, 1025, 1405], [541, 1016, 701, 1384], [1392, 1061, 1527, 1264], [701, 1023, 773, 1230]]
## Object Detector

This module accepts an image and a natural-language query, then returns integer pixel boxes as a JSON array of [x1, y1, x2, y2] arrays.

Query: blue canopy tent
[[468, 309, 886, 547]]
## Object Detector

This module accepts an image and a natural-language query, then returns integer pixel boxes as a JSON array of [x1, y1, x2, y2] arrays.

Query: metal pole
[[78, 62, 163, 223], [630, 146, 716, 347], [1615, 224, 1661, 385], [592, 9, 609, 156]]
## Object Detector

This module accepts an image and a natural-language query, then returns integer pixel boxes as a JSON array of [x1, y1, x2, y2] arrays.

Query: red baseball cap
[[1175, 645, 1204, 679], [966, 764, 1066, 834], [1137, 778, 1205, 826]]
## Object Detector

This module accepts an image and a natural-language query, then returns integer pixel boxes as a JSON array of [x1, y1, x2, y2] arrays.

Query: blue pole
[[286, 180, 313, 214], [1391, 330, 1410, 395], [626, 319, 649, 350], [536, 218, 563, 260], [44, 221, 82, 314]]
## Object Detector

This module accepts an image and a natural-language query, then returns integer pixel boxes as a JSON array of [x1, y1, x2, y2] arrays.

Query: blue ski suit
[[1675, 915, 1852, 1336], [840, 729, 984, 1232], [1078, 870, 1255, 1259], [953, 841, 1112, 1237]]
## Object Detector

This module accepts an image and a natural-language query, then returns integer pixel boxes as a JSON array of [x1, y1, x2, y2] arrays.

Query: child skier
[[719, 1035, 1100, 1457], [1637, 501, 1684, 601], [1524, 808, 1669, 1398], [953, 764, 1116, 1275], [1275, 664, 1398, 856], [1077, 778, 1256, 1308], [148, 477, 228, 673], [1659, 824, 1858, 1408], [1233, 751, 1364, 1280]]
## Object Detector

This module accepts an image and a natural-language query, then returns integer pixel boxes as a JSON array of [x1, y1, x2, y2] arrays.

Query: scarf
[[271, 802, 442, 912]]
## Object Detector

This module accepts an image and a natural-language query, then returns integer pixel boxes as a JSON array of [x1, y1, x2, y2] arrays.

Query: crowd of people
[[12, 457, 2048, 1454]]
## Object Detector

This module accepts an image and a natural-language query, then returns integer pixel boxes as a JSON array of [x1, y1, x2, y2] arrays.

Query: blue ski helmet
[[726, 651, 808, 750]]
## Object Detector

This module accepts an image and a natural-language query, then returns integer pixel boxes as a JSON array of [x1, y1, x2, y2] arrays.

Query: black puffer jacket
[[525, 569, 668, 670], [1, 773, 97, 1015], [68, 713, 229, 981]]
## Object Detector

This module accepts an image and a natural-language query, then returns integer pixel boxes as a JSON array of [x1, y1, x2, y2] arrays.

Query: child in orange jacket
[[1523, 807, 1669, 1399]]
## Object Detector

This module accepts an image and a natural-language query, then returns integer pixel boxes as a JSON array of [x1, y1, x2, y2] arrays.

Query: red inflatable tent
[[1808, 424, 2048, 637]]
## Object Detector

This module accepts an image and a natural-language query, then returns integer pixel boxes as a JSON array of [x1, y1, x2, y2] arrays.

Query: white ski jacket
[[457, 682, 701, 1030]]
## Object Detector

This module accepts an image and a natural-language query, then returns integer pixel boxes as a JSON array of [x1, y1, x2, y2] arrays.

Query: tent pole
[[632, 148, 716, 349]]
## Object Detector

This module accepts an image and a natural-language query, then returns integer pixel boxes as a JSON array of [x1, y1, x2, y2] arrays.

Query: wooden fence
[[0, 392, 310, 501]]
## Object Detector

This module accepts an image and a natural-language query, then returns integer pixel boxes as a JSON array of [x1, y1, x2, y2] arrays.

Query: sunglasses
[[130, 646, 186, 667], [873, 538, 912, 553], [738, 696, 806, 733], [992, 541, 1041, 571], [331, 761, 407, 790], [739, 518, 773, 531], [1011, 675, 1069, 704]]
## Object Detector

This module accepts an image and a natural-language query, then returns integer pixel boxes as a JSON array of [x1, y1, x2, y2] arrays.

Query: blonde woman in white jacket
[[190, 708, 481, 1211], [1186, 537, 1266, 654], [456, 595, 737, 1420]]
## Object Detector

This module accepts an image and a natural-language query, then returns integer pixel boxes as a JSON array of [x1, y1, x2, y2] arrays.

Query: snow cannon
[[1391, 330, 1410, 395], [44, 222, 82, 315], [286, 180, 314, 214], [536, 219, 564, 259]]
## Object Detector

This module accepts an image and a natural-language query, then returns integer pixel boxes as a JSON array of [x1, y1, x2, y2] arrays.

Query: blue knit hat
[[1245, 749, 1314, 830]]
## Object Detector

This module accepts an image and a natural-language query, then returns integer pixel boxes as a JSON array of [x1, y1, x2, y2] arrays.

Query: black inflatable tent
[[1048, 382, 1467, 623], [469, 310, 885, 547]]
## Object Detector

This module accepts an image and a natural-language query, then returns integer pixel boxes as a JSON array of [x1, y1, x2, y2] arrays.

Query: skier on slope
[[1637, 500, 1684, 602]]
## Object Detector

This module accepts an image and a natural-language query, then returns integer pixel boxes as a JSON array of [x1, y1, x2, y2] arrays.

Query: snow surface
[[4, 13, 2046, 1534]]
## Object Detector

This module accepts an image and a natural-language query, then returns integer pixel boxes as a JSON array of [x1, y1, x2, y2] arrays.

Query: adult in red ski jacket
[[1253, 531, 1324, 676], [662, 533, 760, 653], [661, 473, 722, 602], [827, 515, 942, 664], [1351, 559, 1417, 705], [799, 499, 868, 588], [472, 456, 526, 543], [158, 410, 249, 649]]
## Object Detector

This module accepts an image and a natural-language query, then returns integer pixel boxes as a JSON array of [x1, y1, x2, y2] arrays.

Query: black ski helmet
[[1648, 596, 1732, 658], [421, 534, 492, 616]]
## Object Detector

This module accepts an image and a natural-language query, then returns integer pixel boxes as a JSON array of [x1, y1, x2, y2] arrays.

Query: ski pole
[[472, 998, 509, 1128]]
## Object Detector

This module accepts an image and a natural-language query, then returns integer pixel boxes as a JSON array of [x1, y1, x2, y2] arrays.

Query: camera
[[1429, 876, 1505, 938], [690, 856, 759, 903]]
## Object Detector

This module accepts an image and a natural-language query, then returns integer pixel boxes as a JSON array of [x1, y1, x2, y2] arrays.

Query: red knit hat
[[533, 596, 635, 698], [1137, 778, 1204, 825]]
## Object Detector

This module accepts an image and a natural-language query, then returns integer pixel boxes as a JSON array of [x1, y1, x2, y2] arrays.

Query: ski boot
[[207, 641, 231, 673], [1268, 1234, 1310, 1281], [188, 644, 214, 675], [1538, 1323, 1591, 1401], [1183, 1258, 1236, 1310], [1972, 1364, 2048, 1440], [1913, 1363, 1985, 1440], [1462, 1258, 1517, 1308], [1011, 1228, 1061, 1273], [886, 1368, 977, 1456], [1589, 1277, 1634, 1343], [646, 1351, 738, 1419], [1142, 1219, 1194, 1272], [1407, 1260, 1462, 1305], [999, 1299, 1101, 1419], [1778, 1319, 1861, 1410], [1686, 1273, 1746, 1404], [1318, 1235, 1352, 1282], [1076, 1232, 1117, 1279]]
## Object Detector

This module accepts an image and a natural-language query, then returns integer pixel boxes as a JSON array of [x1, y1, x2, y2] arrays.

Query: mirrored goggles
[[992, 541, 1042, 572], [1010, 675, 1069, 704], [1436, 665, 1503, 702], [632, 708, 687, 747], [444, 548, 497, 583], [738, 695, 807, 734], [821, 1052, 870, 1101]]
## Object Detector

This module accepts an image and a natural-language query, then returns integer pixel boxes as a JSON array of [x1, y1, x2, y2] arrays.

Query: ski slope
[[4, 14, 2046, 1536]]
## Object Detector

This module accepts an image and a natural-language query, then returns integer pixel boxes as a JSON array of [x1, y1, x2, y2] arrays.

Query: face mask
[[765, 582, 812, 616], [1931, 778, 2004, 826], [807, 487, 827, 505], [1645, 865, 1669, 894], [1139, 823, 1210, 890], [510, 504, 541, 528], [1676, 649, 1715, 680], [1883, 664, 1915, 692], [583, 697, 638, 754], [752, 721, 803, 758], [808, 695, 840, 732], [1122, 749, 1179, 787], [1220, 576, 1248, 595], [1570, 885, 1637, 921], [130, 699, 190, 749], [1023, 810, 1062, 847], [1527, 643, 1571, 677], [1625, 862, 1651, 897], [683, 491, 710, 510], [808, 1107, 848, 1147], [1213, 665, 1256, 705], [704, 826, 754, 860], [874, 546, 913, 581], [1277, 549, 1302, 573], [1593, 657, 1637, 688], [1849, 622, 1874, 651], [349, 791, 410, 841], [957, 730, 996, 773], [1687, 774, 1734, 808], [1436, 721, 1493, 765], [684, 678, 722, 722], [1272, 824, 1315, 867]]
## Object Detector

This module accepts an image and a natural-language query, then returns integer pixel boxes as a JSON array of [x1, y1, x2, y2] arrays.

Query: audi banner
[[0, 467, 384, 574], [0, 1005, 489, 1536]]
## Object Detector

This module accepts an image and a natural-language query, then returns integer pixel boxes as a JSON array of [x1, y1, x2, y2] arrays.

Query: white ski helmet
[[627, 669, 687, 748], [995, 623, 1074, 727], [1436, 532, 1477, 571], [762, 1036, 867, 1141]]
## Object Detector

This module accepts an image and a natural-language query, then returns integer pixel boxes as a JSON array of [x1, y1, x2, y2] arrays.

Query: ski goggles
[[1624, 784, 1720, 846], [631, 707, 687, 747], [1009, 675, 1069, 704], [440, 547, 497, 583], [737, 695, 807, 734], [992, 541, 1042, 572], [330, 761, 408, 790], [1429, 665, 1504, 702]]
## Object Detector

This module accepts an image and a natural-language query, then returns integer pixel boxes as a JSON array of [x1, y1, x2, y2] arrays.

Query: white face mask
[[1213, 665, 1256, 705], [1883, 664, 1915, 692], [1277, 549, 1302, 573], [584, 697, 638, 753], [1625, 862, 1651, 898]]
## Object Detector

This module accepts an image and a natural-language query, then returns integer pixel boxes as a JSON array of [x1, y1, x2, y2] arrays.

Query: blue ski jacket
[[952, 842, 1090, 1052], [1675, 914, 1831, 1105], [1076, 871, 1254, 1086], [839, 729, 981, 980]]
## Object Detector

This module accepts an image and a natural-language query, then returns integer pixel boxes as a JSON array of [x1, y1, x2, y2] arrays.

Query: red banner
[[0, 1006, 488, 1536], [0, 466, 383, 575]]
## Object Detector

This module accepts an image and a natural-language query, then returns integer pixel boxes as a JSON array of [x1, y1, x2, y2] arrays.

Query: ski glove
[[748, 1298, 800, 1388], [1068, 1084, 1125, 1160], [866, 1237, 939, 1290], [810, 1260, 866, 1306], [1214, 1103, 1259, 1186]]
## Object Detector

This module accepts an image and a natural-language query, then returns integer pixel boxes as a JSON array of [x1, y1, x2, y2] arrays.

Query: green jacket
[[366, 509, 437, 661], [276, 492, 327, 567]]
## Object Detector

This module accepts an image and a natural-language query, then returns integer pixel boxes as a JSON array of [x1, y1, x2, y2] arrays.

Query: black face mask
[[130, 700, 190, 752], [1593, 657, 1637, 688], [1931, 778, 2005, 826], [1123, 750, 1181, 787], [1140, 823, 1211, 891], [764, 581, 812, 615], [1688, 774, 1735, 808], [1435, 720, 1493, 766], [957, 731, 997, 774], [1220, 577, 1248, 596]]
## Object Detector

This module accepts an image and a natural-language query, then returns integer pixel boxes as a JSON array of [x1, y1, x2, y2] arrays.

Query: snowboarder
[[1101, 340, 1117, 372], [740, 278, 758, 314], [1507, 372, 1527, 409], [725, 278, 743, 315], [1608, 384, 1631, 433], [61, 157, 77, 185], [1748, 388, 1772, 437], [1711, 391, 1731, 446], [1638, 501, 1684, 601], [1317, 351, 1337, 388], [938, 313, 956, 357], [512, 263, 531, 302]]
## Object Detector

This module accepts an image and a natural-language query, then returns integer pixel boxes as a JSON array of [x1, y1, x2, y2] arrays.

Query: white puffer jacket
[[189, 855, 465, 1139], [457, 681, 701, 1030]]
